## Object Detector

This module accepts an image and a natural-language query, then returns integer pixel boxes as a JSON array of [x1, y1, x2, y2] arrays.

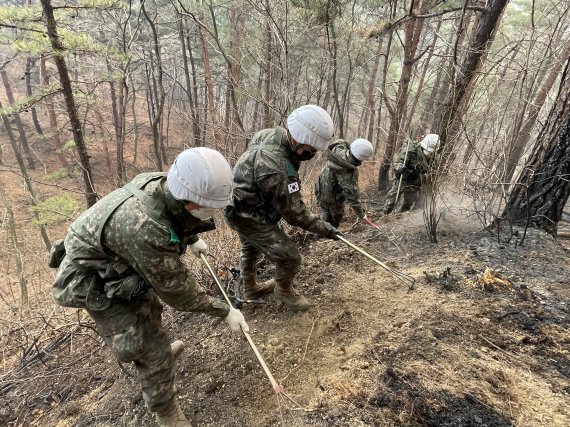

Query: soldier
[[315, 138, 374, 227], [50, 148, 249, 427], [383, 133, 440, 214], [224, 105, 340, 311]]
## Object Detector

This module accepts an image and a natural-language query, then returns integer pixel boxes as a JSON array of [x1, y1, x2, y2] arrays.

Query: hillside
[[1, 206, 568, 427]]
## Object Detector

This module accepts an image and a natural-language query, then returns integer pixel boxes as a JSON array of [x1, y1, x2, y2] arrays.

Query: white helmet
[[420, 134, 440, 155], [350, 138, 374, 161], [286, 105, 334, 150], [167, 147, 233, 208]]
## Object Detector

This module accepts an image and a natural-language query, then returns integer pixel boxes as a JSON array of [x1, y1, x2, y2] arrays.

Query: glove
[[394, 163, 405, 178], [189, 238, 208, 258], [323, 221, 341, 240], [225, 307, 250, 333]]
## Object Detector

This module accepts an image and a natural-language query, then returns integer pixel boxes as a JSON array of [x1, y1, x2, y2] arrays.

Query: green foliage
[[45, 168, 72, 181], [29, 194, 83, 225], [62, 140, 76, 151], [78, 0, 127, 9], [0, 5, 42, 23]]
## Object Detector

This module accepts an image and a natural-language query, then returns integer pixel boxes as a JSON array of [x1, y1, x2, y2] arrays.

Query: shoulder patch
[[288, 182, 300, 193], [169, 228, 181, 244], [285, 159, 298, 177]]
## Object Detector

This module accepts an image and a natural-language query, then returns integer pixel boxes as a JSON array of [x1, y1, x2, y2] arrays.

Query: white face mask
[[190, 207, 216, 220]]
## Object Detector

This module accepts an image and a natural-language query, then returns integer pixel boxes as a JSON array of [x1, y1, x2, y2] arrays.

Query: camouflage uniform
[[384, 142, 429, 214], [224, 126, 334, 290], [52, 173, 229, 412], [315, 139, 365, 227]]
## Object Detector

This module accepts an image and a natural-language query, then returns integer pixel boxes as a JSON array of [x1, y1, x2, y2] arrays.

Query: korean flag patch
[[288, 182, 300, 193]]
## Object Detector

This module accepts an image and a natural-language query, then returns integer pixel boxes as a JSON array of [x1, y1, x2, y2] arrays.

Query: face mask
[[190, 207, 216, 220], [297, 149, 317, 161]]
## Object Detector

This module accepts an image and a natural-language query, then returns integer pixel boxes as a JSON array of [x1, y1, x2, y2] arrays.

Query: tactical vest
[[51, 173, 169, 310]]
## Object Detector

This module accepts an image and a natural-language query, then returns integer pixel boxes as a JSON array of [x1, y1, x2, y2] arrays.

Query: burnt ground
[[1, 205, 568, 427]]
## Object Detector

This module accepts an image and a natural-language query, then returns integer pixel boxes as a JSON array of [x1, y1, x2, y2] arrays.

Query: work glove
[[189, 238, 208, 258], [394, 162, 405, 178], [225, 307, 250, 333], [323, 221, 341, 240]]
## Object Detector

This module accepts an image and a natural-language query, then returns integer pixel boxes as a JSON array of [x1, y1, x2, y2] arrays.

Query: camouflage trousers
[[225, 208, 301, 287], [318, 202, 344, 228], [87, 290, 176, 412], [384, 178, 421, 214]]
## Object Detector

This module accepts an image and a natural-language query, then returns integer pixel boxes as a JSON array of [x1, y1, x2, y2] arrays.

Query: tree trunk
[[106, 59, 122, 147], [0, 183, 28, 306], [378, 0, 427, 191], [39, 55, 68, 167], [1, 69, 36, 170], [131, 78, 139, 166], [436, 0, 508, 160], [25, 58, 44, 136], [365, 38, 384, 142], [429, 11, 472, 132], [503, 38, 570, 183], [0, 99, 51, 251], [404, 18, 442, 135], [197, 11, 221, 147], [328, 21, 345, 138], [504, 58, 570, 234], [178, 16, 201, 147], [185, 25, 203, 146], [40, 0, 97, 206], [262, 0, 273, 128], [94, 109, 113, 177], [141, 1, 167, 170]]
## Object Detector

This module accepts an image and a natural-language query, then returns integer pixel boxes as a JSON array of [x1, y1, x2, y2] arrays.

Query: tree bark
[[178, 16, 201, 147], [1, 69, 36, 170], [197, 11, 221, 147], [0, 182, 28, 306], [378, 0, 427, 191], [503, 38, 570, 183], [404, 18, 442, 135], [40, 0, 97, 206], [141, 1, 167, 170], [262, 0, 273, 128], [504, 58, 570, 234], [25, 58, 44, 136], [39, 55, 68, 167], [365, 38, 384, 142], [436, 0, 508, 160], [0, 99, 51, 252]]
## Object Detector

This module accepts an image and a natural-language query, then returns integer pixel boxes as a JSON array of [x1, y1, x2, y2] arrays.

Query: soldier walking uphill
[[50, 148, 249, 427], [383, 134, 440, 214], [316, 138, 374, 227], [224, 105, 341, 311]]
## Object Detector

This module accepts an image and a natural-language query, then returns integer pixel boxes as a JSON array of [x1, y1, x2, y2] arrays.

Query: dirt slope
[[1, 208, 569, 427]]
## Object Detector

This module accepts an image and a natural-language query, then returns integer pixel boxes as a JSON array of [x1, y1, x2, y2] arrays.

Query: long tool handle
[[336, 235, 415, 290], [199, 254, 282, 393]]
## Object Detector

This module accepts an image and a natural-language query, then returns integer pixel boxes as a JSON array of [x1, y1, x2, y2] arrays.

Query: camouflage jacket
[[316, 140, 365, 218], [54, 173, 229, 317], [394, 141, 429, 186], [229, 126, 332, 236]]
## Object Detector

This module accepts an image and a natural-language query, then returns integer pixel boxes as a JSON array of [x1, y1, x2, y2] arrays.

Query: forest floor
[[1, 199, 569, 427]]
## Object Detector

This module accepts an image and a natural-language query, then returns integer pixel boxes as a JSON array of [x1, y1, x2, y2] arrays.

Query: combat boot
[[243, 279, 276, 300], [170, 340, 185, 360], [274, 285, 310, 311], [155, 400, 192, 427]]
